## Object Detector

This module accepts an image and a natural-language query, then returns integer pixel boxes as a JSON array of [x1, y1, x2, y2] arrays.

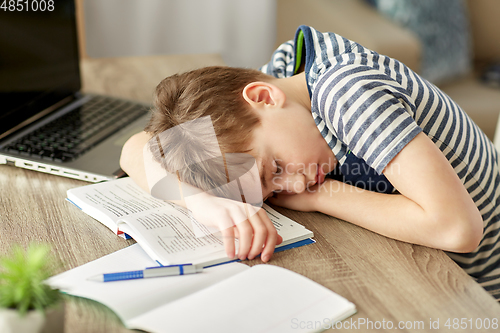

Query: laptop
[[0, 0, 150, 182]]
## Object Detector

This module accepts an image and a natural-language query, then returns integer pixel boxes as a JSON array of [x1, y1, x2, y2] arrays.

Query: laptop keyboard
[[2, 96, 148, 162]]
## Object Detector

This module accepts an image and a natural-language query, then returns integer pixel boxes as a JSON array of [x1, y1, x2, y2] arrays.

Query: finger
[[235, 220, 253, 260], [276, 234, 283, 245], [258, 209, 280, 262], [220, 226, 236, 259], [247, 211, 267, 260]]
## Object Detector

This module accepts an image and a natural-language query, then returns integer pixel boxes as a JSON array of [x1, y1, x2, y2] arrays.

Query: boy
[[120, 26, 500, 300]]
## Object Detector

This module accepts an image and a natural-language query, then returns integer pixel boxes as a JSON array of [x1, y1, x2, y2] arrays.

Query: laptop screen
[[0, 0, 81, 138]]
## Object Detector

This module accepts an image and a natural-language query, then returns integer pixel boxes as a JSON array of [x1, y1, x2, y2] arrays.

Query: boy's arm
[[120, 132, 282, 261], [120, 131, 152, 192], [270, 132, 483, 253]]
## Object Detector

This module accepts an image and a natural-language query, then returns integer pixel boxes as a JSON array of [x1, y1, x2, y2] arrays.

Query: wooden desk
[[1, 55, 499, 333]]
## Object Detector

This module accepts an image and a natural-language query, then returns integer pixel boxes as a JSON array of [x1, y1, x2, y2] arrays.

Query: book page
[[263, 204, 314, 245], [128, 264, 356, 333], [67, 178, 170, 233], [118, 208, 227, 265]]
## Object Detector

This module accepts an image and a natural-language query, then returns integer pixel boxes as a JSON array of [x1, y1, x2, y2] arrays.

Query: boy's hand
[[121, 132, 285, 261], [184, 192, 283, 262]]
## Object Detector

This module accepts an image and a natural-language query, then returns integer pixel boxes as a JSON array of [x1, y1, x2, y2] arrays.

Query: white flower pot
[[0, 304, 64, 333], [0, 308, 45, 333]]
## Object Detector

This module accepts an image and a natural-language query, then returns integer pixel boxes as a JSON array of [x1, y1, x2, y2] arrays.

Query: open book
[[67, 177, 314, 267], [47, 244, 356, 333]]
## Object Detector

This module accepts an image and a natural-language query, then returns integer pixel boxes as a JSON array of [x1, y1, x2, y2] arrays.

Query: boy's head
[[145, 66, 271, 198], [145, 66, 336, 200]]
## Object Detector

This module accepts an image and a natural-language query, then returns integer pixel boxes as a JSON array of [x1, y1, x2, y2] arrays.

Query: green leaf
[[0, 243, 61, 315]]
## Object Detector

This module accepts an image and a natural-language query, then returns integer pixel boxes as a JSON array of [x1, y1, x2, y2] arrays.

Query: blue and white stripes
[[260, 25, 500, 299]]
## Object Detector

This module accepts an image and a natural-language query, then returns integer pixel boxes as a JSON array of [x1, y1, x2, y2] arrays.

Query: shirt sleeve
[[313, 64, 423, 174]]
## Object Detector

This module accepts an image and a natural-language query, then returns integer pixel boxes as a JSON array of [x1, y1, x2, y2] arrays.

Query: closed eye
[[272, 159, 283, 175]]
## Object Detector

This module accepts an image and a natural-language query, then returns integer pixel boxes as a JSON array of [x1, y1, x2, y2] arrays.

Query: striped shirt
[[260, 25, 500, 299]]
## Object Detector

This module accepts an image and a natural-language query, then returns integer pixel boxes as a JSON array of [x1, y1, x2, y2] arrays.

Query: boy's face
[[250, 100, 337, 200]]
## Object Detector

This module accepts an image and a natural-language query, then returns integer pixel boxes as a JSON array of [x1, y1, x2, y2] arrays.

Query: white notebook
[[47, 244, 356, 333]]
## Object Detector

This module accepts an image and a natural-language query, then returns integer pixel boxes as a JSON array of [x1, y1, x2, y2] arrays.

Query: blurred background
[[79, 0, 500, 141], [82, 0, 276, 69]]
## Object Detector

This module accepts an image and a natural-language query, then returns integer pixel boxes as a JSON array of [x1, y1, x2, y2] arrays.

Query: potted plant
[[0, 243, 63, 333]]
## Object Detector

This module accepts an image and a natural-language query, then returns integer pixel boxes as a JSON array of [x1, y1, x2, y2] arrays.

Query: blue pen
[[87, 264, 203, 282]]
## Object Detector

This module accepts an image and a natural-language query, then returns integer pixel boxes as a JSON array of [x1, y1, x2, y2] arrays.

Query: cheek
[[313, 133, 332, 156], [288, 132, 312, 154]]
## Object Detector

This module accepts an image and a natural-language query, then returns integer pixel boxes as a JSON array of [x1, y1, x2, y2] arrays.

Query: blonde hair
[[145, 66, 271, 196]]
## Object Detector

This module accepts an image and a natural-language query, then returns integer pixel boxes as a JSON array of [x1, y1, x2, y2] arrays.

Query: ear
[[242, 82, 285, 108]]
